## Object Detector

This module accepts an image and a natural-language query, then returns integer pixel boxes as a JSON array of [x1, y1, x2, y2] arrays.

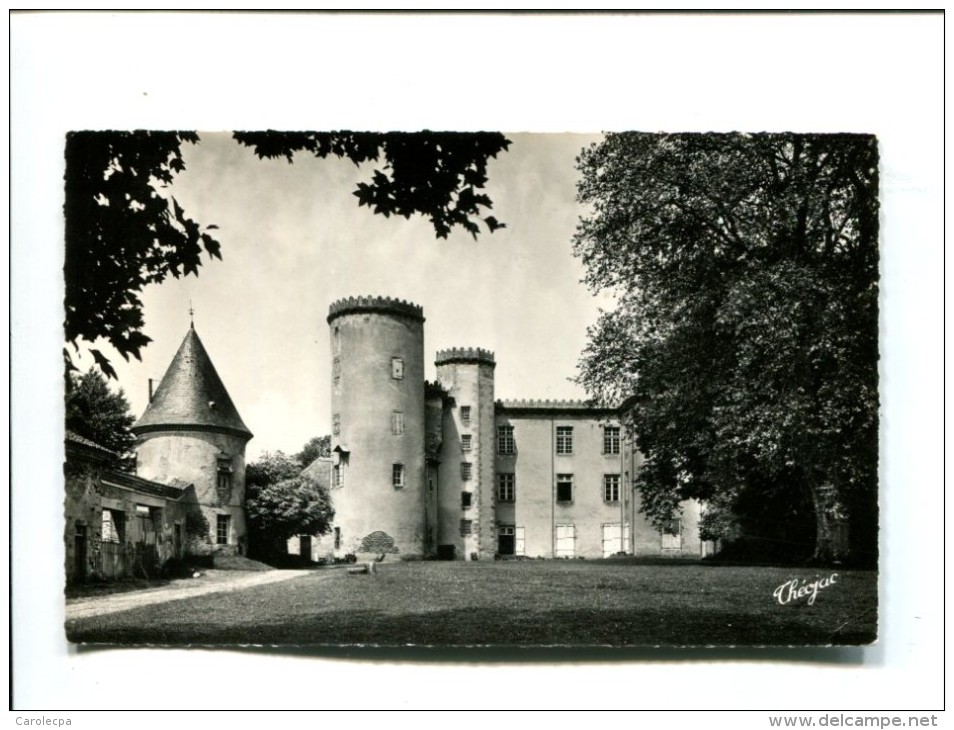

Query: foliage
[[245, 450, 334, 560], [245, 450, 303, 489], [294, 435, 331, 467], [233, 131, 510, 239], [574, 133, 879, 565], [65, 131, 511, 376], [64, 367, 137, 470], [184, 506, 210, 542], [64, 132, 219, 378]]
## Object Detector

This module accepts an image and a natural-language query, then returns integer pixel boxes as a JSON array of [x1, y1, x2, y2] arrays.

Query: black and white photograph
[[10, 10, 944, 716], [60, 129, 879, 648]]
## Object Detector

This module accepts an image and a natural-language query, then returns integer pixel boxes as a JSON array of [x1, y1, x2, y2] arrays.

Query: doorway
[[73, 523, 87, 583], [498, 526, 515, 556]]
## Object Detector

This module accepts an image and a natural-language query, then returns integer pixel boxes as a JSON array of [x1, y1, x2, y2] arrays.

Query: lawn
[[66, 560, 877, 647]]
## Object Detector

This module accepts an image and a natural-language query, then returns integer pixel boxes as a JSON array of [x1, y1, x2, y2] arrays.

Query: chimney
[[148, 379, 155, 403]]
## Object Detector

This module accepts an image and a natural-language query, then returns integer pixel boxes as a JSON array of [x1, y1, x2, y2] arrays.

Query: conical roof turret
[[132, 325, 252, 440]]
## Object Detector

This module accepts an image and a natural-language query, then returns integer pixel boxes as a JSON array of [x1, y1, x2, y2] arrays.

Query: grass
[[65, 576, 172, 599], [65, 555, 274, 599], [66, 560, 877, 647]]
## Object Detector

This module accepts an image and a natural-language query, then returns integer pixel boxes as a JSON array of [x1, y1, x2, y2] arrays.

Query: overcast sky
[[89, 132, 612, 459]]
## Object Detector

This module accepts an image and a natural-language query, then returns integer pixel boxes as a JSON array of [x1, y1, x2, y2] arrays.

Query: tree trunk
[[807, 477, 849, 565]]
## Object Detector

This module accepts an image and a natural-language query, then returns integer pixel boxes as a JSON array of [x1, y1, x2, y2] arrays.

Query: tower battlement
[[327, 296, 424, 324], [435, 347, 496, 367]]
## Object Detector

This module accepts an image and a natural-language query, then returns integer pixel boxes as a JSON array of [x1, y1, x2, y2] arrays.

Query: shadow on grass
[[68, 603, 876, 652], [65, 577, 172, 599]]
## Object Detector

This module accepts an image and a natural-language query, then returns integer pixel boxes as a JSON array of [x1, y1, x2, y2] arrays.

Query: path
[[65, 569, 311, 621]]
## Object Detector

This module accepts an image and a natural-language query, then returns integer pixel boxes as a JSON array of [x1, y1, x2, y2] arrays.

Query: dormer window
[[217, 455, 233, 492]]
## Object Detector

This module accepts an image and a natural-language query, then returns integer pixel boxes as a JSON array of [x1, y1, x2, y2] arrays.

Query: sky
[[87, 132, 613, 460]]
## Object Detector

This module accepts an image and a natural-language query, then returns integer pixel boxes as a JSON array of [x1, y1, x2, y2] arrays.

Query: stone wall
[[328, 300, 427, 558], [136, 430, 247, 555]]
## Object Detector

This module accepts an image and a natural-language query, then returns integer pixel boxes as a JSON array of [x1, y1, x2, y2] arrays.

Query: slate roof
[[65, 429, 117, 456], [301, 457, 332, 491], [100, 470, 188, 500], [132, 325, 252, 440], [65, 429, 119, 467]]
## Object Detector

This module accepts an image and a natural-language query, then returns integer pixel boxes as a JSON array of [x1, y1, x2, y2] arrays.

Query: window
[[497, 425, 514, 455], [461, 491, 472, 508], [556, 426, 573, 455], [392, 410, 405, 435], [661, 518, 683, 550], [555, 524, 576, 558], [497, 473, 515, 502], [461, 434, 472, 451], [461, 462, 472, 480], [392, 463, 405, 489], [217, 455, 233, 492], [460, 406, 471, 424], [101, 509, 125, 543], [135, 504, 161, 533], [460, 519, 473, 536], [333, 412, 341, 435], [332, 464, 343, 488], [334, 527, 341, 550], [556, 474, 573, 503], [333, 356, 341, 384], [216, 514, 230, 545], [603, 474, 621, 503], [391, 357, 404, 380], [602, 523, 630, 557], [603, 426, 621, 455]]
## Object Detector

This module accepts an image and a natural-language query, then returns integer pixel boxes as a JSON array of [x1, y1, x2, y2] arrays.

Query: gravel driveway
[[65, 569, 309, 621]]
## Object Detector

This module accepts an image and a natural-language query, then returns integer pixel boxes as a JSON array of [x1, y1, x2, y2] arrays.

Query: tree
[[245, 450, 334, 560], [574, 133, 878, 565], [64, 132, 219, 378], [65, 130, 511, 376], [294, 435, 331, 467], [65, 368, 138, 470]]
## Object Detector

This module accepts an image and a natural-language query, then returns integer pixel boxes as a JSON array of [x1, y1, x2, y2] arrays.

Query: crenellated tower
[[327, 296, 427, 558], [434, 347, 496, 559]]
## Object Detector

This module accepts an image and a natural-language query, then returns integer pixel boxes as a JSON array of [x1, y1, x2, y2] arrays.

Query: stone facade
[[65, 432, 195, 583], [320, 296, 714, 561], [66, 324, 254, 584], [327, 297, 428, 560], [132, 324, 253, 556]]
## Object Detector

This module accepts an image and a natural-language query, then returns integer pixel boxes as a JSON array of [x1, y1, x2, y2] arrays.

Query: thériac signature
[[773, 573, 838, 606]]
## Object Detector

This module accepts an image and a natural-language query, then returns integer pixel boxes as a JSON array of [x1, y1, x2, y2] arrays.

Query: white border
[[9, 11, 946, 712]]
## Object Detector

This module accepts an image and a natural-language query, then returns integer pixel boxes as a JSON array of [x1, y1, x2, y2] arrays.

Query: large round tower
[[327, 296, 427, 559], [132, 324, 253, 555]]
